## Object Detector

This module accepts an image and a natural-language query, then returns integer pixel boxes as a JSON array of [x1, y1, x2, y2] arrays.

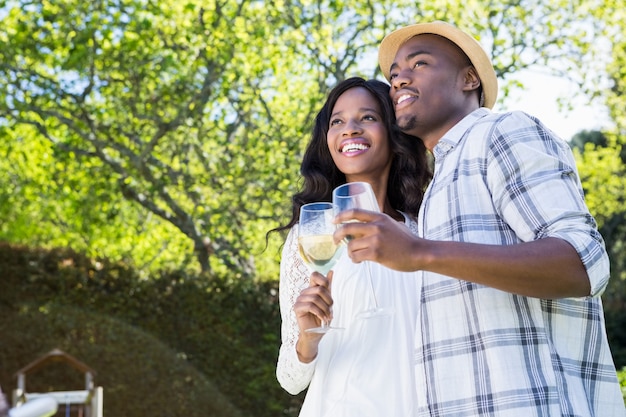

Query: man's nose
[[391, 71, 410, 90]]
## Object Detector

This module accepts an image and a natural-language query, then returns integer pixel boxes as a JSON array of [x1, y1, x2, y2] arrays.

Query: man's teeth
[[397, 94, 412, 104], [341, 143, 369, 153]]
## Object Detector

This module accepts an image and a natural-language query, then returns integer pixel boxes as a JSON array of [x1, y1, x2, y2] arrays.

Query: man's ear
[[463, 66, 481, 92], [463, 66, 483, 106]]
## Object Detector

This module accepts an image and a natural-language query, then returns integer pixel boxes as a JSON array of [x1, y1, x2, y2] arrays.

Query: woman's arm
[[276, 227, 331, 394]]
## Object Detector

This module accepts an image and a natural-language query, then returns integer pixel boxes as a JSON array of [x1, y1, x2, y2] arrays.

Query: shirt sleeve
[[275, 226, 317, 395], [486, 111, 610, 297]]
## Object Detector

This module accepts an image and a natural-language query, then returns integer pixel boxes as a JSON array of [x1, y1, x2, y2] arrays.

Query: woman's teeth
[[341, 143, 369, 153]]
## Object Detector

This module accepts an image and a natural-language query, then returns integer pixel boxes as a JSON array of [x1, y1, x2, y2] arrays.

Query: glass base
[[356, 307, 395, 320], [305, 325, 344, 334]]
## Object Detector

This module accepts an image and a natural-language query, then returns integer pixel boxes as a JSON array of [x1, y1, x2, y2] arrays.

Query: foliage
[[0, 0, 315, 276], [572, 0, 626, 371], [1, 306, 244, 417], [618, 366, 626, 402], [571, 132, 626, 376], [0, 124, 195, 275], [574, 140, 626, 227], [0, 0, 613, 277], [590, 0, 626, 136], [0, 242, 297, 417]]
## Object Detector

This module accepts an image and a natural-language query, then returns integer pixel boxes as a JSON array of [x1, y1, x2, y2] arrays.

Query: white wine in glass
[[298, 202, 345, 333], [332, 182, 394, 319], [298, 234, 343, 276]]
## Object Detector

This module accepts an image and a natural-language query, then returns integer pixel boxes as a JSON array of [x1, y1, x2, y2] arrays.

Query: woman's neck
[[382, 202, 404, 222]]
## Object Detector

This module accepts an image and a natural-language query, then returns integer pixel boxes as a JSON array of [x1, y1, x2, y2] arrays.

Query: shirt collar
[[433, 108, 492, 159]]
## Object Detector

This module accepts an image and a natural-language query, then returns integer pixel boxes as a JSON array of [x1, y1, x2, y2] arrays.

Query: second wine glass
[[332, 182, 394, 319]]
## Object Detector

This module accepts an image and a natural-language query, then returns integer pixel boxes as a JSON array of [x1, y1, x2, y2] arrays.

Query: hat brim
[[378, 21, 498, 109]]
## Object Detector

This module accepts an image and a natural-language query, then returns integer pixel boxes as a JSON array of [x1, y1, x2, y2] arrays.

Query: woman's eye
[[363, 115, 376, 121], [330, 119, 342, 127]]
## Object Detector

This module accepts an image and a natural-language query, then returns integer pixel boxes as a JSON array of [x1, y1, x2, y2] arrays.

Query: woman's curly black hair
[[270, 76, 431, 235]]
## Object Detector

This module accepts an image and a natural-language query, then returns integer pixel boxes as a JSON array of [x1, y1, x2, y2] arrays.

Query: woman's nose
[[342, 120, 362, 136]]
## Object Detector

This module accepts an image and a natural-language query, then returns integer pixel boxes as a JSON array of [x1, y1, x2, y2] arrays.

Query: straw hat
[[378, 21, 498, 109]]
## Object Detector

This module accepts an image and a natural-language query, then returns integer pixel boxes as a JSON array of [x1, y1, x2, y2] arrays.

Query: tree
[[0, 0, 313, 276], [0, 0, 613, 277], [567, 0, 626, 367], [0, 123, 196, 274], [598, 0, 626, 136]]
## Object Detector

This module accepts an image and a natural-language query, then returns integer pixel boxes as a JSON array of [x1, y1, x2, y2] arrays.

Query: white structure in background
[[8, 396, 57, 417], [11, 349, 103, 417]]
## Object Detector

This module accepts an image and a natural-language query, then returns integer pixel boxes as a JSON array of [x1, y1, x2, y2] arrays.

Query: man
[[335, 21, 625, 416]]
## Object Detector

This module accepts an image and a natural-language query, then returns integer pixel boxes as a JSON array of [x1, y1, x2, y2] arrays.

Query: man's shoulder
[[471, 109, 559, 140], [443, 109, 557, 153], [474, 109, 538, 125]]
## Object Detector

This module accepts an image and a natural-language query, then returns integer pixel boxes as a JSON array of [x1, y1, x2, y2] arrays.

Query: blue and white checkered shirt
[[415, 108, 625, 416]]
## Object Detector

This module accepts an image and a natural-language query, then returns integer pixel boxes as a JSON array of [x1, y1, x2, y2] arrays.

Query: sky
[[496, 70, 613, 142]]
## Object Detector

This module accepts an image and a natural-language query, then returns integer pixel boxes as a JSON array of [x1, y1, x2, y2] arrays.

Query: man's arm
[[334, 210, 590, 298]]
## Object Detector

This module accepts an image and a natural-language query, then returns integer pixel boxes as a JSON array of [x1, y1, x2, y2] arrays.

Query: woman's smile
[[339, 138, 371, 156]]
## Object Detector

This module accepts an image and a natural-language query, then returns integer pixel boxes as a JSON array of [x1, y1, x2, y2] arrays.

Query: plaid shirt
[[415, 108, 625, 416]]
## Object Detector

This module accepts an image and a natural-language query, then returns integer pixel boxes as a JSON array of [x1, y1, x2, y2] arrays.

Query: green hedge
[[0, 242, 302, 417]]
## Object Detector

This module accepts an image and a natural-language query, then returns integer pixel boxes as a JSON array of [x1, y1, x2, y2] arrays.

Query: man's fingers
[[334, 220, 371, 244], [334, 208, 379, 224]]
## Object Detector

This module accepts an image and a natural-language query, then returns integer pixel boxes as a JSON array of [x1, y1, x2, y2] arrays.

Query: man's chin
[[397, 115, 418, 135]]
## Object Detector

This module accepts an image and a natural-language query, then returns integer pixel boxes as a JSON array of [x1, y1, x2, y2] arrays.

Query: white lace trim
[[276, 226, 317, 394]]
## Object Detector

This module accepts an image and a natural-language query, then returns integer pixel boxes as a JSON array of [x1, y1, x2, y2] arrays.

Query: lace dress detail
[[276, 226, 317, 394]]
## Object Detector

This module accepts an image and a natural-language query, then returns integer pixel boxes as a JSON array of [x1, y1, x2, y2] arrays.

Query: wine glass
[[332, 182, 394, 319], [298, 202, 345, 333]]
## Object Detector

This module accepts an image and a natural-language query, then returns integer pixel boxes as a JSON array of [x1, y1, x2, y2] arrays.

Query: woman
[[272, 77, 431, 416]]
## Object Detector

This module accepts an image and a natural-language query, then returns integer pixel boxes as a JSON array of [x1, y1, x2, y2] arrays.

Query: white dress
[[276, 214, 420, 417]]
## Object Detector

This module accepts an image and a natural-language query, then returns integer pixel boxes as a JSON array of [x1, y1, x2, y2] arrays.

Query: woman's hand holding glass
[[292, 271, 334, 362]]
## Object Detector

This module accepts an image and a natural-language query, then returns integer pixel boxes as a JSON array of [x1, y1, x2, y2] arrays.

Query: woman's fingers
[[294, 271, 334, 326]]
